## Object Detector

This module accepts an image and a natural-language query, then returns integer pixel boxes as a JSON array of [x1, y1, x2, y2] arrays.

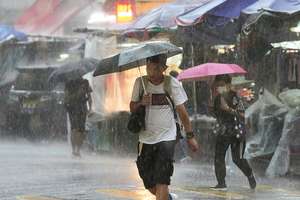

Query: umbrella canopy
[[177, 63, 247, 81], [48, 58, 99, 84], [93, 42, 182, 77]]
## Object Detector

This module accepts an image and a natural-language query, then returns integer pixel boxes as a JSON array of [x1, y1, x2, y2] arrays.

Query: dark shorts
[[136, 140, 176, 189], [66, 105, 87, 132]]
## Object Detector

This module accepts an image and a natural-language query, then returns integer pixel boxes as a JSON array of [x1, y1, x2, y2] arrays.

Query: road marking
[[96, 188, 155, 200], [16, 195, 62, 200], [96, 187, 246, 200], [175, 186, 247, 200], [256, 185, 300, 197], [17, 185, 300, 200]]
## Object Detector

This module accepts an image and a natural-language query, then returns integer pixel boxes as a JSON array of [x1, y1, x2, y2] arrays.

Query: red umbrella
[[178, 63, 247, 81]]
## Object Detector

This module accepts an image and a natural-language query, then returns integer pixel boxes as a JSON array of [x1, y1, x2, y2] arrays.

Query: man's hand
[[141, 94, 152, 106], [187, 138, 199, 152]]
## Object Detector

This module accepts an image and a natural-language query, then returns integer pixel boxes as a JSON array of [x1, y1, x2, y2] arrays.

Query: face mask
[[217, 86, 227, 94]]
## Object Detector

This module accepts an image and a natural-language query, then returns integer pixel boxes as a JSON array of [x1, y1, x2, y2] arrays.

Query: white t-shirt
[[131, 76, 188, 144]]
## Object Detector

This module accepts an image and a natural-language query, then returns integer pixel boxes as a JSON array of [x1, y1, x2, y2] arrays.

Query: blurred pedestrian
[[64, 77, 92, 157]]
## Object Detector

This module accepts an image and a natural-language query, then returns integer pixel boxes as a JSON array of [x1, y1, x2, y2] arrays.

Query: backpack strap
[[163, 76, 182, 139], [138, 75, 178, 121], [138, 75, 148, 100], [163, 75, 172, 97], [163, 75, 178, 121], [138, 75, 174, 108], [165, 91, 178, 121]]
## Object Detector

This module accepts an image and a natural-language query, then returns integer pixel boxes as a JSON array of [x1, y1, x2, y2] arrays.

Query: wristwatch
[[186, 131, 195, 139]]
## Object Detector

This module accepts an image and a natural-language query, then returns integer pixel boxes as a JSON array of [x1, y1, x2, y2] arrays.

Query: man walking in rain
[[64, 77, 92, 157], [130, 54, 199, 200]]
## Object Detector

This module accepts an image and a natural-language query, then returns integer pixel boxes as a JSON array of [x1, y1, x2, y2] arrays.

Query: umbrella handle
[[138, 66, 147, 95]]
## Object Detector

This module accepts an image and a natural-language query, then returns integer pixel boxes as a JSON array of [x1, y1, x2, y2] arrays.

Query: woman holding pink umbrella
[[211, 74, 256, 191], [178, 63, 256, 191]]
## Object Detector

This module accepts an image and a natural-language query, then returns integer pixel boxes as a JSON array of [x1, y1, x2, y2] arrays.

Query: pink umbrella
[[178, 63, 247, 116], [178, 63, 247, 81]]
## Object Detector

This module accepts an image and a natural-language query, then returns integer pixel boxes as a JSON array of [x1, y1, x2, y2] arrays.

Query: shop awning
[[176, 0, 226, 26], [126, 0, 209, 31], [209, 0, 257, 18], [176, 0, 257, 26], [243, 0, 300, 15], [15, 0, 92, 35]]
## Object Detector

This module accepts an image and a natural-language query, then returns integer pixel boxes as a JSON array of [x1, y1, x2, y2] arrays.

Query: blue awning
[[243, 0, 300, 15], [176, 0, 226, 26], [0, 25, 27, 42], [209, 0, 257, 18], [176, 0, 257, 26]]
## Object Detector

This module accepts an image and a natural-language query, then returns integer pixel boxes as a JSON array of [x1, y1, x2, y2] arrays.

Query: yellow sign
[[117, 3, 134, 23]]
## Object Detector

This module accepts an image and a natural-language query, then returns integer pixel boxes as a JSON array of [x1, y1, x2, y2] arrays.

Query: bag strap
[[165, 91, 178, 121], [163, 76, 178, 121], [138, 75, 148, 100], [138, 75, 172, 99], [138, 75, 177, 119], [163, 75, 172, 97]]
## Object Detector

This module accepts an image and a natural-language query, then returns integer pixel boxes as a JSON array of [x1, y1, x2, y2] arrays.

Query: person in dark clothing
[[64, 77, 92, 157], [211, 74, 256, 191]]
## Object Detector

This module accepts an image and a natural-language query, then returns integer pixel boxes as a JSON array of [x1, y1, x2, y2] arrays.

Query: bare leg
[[70, 129, 83, 157], [70, 129, 76, 156], [76, 131, 85, 156], [155, 184, 169, 200]]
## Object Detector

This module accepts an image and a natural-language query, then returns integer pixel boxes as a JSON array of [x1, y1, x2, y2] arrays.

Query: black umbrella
[[48, 58, 99, 84], [93, 42, 182, 77]]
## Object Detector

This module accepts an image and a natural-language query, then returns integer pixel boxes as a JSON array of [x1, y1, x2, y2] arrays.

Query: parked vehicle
[[6, 65, 67, 140]]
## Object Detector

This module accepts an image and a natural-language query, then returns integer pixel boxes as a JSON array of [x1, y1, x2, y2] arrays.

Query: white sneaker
[[210, 184, 227, 191], [180, 156, 192, 163], [169, 193, 178, 199]]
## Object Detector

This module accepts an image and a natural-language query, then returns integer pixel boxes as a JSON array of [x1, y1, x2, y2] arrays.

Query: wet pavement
[[0, 140, 300, 200]]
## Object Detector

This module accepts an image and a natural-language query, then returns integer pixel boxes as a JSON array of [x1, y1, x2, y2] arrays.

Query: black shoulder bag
[[127, 106, 145, 133], [127, 78, 146, 133]]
